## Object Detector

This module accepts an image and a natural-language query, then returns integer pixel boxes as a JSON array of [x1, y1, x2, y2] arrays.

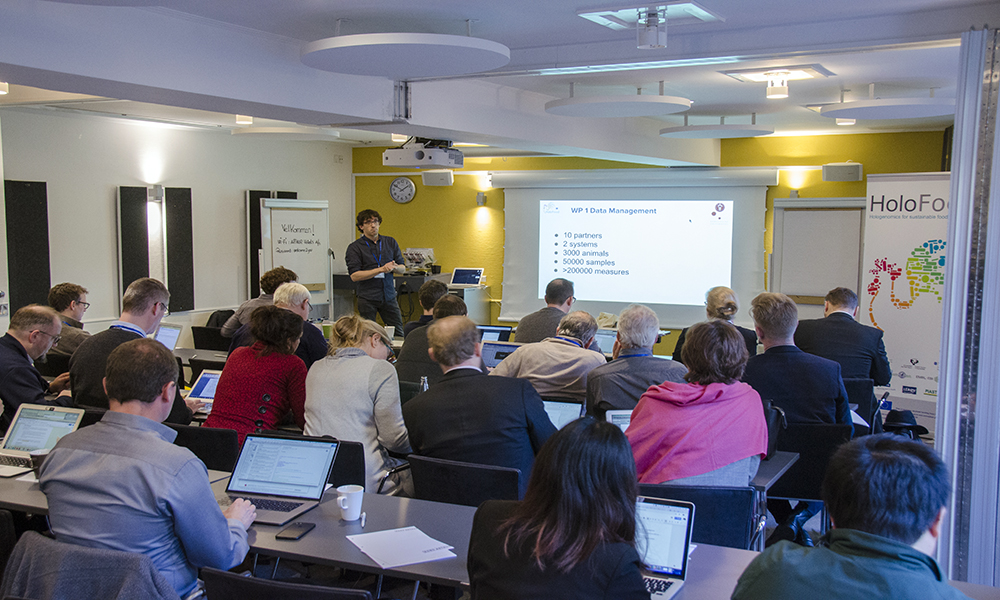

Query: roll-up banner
[[862, 173, 950, 434]]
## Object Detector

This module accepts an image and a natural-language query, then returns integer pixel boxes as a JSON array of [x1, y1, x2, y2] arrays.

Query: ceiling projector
[[383, 139, 464, 169]]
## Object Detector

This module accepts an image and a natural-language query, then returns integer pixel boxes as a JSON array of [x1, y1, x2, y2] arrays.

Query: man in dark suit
[[402, 316, 557, 496], [744, 292, 852, 546], [793, 287, 891, 386], [0, 305, 73, 430]]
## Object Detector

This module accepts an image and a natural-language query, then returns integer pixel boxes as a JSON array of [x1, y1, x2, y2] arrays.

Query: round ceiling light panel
[[820, 98, 955, 120], [659, 124, 774, 139], [301, 33, 510, 80], [544, 95, 692, 117]]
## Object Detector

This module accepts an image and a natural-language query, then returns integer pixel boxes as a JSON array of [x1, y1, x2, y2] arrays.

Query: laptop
[[477, 324, 512, 342], [635, 496, 696, 599], [153, 323, 183, 351], [449, 268, 484, 288], [481, 341, 521, 369], [591, 328, 618, 355], [187, 369, 222, 414], [542, 398, 584, 429], [220, 433, 339, 526], [605, 409, 633, 433], [0, 404, 85, 477]]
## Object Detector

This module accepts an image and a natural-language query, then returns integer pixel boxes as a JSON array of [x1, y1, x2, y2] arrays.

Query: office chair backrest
[[79, 408, 107, 429], [166, 423, 240, 472], [399, 381, 422, 406], [34, 353, 70, 378], [188, 357, 227, 383], [0, 531, 180, 600], [201, 567, 372, 600], [769, 422, 853, 502], [843, 378, 876, 434], [191, 326, 231, 352], [328, 439, 366, 488], [638, 484, 759, 550], [408, 454, 520, 507]]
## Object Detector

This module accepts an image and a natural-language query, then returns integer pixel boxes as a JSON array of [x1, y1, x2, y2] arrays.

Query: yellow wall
[[353, 132, 946, 354]]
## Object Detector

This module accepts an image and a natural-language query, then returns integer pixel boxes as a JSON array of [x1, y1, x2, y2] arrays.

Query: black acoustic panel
[[247, 191, 268, 298], [4, 180, 51, 311], [118, 186, 149, 295], [275, 191, 297, 200], [165, 187, 194, 312]]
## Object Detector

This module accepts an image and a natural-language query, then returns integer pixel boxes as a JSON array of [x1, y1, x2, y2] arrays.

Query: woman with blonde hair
[[304, 315, 412, 495], [671, 286, 757, 365]]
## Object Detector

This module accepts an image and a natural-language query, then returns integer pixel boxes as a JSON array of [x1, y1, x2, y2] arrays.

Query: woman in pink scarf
[[627, 320, 768, 486]]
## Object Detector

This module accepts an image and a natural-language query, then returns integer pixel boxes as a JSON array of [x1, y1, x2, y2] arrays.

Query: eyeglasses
[[363, 219, 380, 226], [383, 340, 396, 363], [156, 302, 169, 316], [34, 330, 62, 345], [76, 300, 91, 310]]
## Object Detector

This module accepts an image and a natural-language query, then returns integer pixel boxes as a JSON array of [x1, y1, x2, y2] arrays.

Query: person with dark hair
[[46, 282, 91, 358], [743, 292, 852, 545], [794, 286, 892, 386], [221, 266, 298, 337], [403, 316, 556, 497], [70, 277, 195, 424], [468, 418, 648, 599], [0, 305, 73, 429], [395, 294, 476, 386], [228, 282, 329, 369], [672, 286, 757, 365], [40, 338, 256, 599], [403, 279, 449, 338], [205, 305, 307, 445], [627, 320, 768, 486], [514, 278, 575, 344], [305, 315, 412, 495], [492, 311, 608, 401], [586, 304, 687, 419], [732, 434, 969, 600], [345, 208, 406, 333]]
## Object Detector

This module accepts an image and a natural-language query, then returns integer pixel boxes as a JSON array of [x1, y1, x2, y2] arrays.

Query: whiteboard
[[260, 198, 330, 305]]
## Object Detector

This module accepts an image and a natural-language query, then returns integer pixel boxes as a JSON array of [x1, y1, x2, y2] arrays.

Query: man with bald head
[[402, 316, 556, 497], [0, 305, 73, 429]]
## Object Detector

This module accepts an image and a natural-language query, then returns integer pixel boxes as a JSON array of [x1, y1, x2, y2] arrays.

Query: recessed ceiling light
[[720, 64, 834, 83], [235, 115, 253, 125], [579, 2, 724, 30], [836, 118, 856, 126]]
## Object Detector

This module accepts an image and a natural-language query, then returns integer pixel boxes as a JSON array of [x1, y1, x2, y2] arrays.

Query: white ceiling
[[0, 0, 997, 163]]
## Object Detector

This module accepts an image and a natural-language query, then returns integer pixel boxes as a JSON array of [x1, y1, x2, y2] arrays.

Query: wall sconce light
[[148, 184, 164, 202], [235, 115, 253, 125], [476, 192, 487, 206], [0, 82, 8, 95], [765, 71, 789, 99]]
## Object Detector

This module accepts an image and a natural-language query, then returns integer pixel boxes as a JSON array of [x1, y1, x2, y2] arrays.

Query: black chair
[[175, 356, 187, 389], [768, 423, 854, 504], [192, 326, 231, 351], [205, 309, 235, 329], [328, 440, 366, 488], [79, 408, 106, 428], [189, 358, 227, 383], [843, 378, 878, 435], [638, 484, 761, 550], [166, 424, 239, 472], [201, 567, 372, 600], [399, 381, 422, 405], [33, 353, 70, 378], [408, 454, 520, 507]]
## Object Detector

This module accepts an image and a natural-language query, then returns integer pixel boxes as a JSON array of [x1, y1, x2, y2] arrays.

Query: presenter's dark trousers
[[357, 296, 404, 335]]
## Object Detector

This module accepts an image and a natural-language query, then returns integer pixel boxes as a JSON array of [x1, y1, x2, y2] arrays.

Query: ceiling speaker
[[421, 170, 454, 186]]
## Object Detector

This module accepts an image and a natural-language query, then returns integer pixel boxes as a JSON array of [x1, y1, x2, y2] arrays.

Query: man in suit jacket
[[402, 316, 557, 497], [793, 287, 891, 386], [395, 294, 480, 385]]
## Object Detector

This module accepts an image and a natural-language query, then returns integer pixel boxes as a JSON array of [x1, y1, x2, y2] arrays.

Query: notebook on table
[[187, 369, 222, 414], [0, 404, 85, 477], [220, 433, 339, 526], [635, 496, 696, 599], [153, 323, 183, 351], [541, 398, 584, 429], [481, 341, 521, 369], [448, 268, 484, 288]]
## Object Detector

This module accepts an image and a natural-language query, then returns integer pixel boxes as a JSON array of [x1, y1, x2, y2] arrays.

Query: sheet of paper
[[851, 410, 870, 427], [347, 526, 456, 568]]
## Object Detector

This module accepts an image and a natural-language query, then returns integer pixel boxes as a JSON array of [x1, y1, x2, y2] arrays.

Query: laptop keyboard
[[226, 496, 303, 512], [0, 455, 31, 468], [644, 577, 675, 595]]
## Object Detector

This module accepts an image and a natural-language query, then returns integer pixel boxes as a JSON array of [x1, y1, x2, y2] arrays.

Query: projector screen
[[498, 173, 769, 330], [539, 199, 732, 305]]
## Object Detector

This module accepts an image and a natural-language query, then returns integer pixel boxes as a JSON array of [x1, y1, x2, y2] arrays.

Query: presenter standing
[[346, 209, 405, 334]]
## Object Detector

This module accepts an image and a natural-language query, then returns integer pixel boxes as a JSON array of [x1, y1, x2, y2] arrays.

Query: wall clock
[[390, 177, 416, 203]]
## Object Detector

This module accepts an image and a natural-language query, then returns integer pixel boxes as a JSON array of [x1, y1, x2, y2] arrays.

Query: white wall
[[0, 108, 354, 339]]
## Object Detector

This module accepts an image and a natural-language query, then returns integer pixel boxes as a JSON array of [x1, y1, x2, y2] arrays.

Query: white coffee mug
[[384, 326, 395, 339], [337, 484, 364, 521]]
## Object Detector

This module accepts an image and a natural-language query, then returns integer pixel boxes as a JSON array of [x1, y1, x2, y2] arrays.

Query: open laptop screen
[[153, 323, 182, 351], [188, 370, 222, 401], [591, 328, 618, 354], [477, 325, 512, 342], [481, 342, 519, 369], [227, 435, 339, 501], [3, 406, 83, 453], [542, 400, 584, 429], [451, 268, 483, 285], [636, 497, 694, 577]]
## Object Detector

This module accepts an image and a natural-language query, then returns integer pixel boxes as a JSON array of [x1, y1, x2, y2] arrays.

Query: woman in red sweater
[[204, 305, 307, 445]]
